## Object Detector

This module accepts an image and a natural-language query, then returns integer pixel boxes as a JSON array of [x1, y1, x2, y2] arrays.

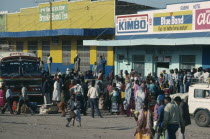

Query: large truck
[[0, 49, 43, 106]]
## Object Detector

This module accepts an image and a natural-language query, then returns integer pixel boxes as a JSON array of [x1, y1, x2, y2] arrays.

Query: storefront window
[[97, 46, 107, 62], [62, 40, 71, 65], [180, 55, 195, 70], [16, 41, 23, 52], [133, 55, 145, 76], [28, 41, 38, 55]]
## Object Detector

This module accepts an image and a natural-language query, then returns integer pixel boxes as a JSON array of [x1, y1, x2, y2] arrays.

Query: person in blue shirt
[[99, 56, 107, 73], [1, 86, 13, 114], [178, 70, 184, 93], [155, 96, 165, 139], [148, 80, 157, 96]]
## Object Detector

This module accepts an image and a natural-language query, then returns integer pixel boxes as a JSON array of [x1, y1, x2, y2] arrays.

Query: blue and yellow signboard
[[153, 11, 193, 32]]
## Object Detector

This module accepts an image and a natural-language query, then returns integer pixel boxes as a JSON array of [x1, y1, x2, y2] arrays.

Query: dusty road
[[0, 110, 209, 139]]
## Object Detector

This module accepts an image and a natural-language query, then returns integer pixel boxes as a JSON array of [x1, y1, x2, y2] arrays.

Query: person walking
[[159, 97, 184, 139], [69, 80, 85, 115], [135, 86, 145, 111], [0, 83, 5, 107], [125, 83, 132, 116], [17, 85, 34, 115], [1, 86, 13, 114], [154, 96, 165, 139], [134, 102, 153, 139], [174, 97, 191, 139], [87, 80, 102, 118]]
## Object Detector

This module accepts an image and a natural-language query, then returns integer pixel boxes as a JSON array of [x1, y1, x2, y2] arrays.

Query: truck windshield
[[1, 62, 21, 77], [22, 61, 40, 76], [0, 61, 40, 77]]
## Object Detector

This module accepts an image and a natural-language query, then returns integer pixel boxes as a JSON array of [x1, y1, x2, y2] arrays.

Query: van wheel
[[195, 110, 210, 127]]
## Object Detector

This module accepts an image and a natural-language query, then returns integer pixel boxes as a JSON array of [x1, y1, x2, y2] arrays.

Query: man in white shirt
[[87, 80, 102, 118], [199, 69, 210, 83]]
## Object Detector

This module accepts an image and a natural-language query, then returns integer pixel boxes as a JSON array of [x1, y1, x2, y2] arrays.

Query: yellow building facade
[[3, 0, 115, 75]]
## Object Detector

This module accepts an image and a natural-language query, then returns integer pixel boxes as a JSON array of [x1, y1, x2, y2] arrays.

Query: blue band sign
[[116, 14, 148, 35]]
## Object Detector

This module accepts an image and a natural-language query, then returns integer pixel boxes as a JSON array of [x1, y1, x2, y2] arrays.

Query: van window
[[194, 89, 210, 98]]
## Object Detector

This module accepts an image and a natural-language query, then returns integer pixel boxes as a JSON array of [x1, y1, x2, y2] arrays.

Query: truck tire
[[195, 110, 210, 127]]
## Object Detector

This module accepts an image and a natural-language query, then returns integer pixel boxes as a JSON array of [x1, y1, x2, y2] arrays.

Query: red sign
[[10, 53, 24, 56], [195, 8, 210, 30]]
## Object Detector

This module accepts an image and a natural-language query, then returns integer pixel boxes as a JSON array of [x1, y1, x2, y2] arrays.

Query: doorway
[[117, 55, 125, 72], [156, 62, 169, 76]]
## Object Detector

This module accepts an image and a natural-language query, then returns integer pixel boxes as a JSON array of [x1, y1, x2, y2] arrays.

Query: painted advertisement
[[116, 1, 210, 36], [195, 8, 210, 30], [153, 11, 193, 32], [116, 14, 148, 35], [39, 4, 68, 22]]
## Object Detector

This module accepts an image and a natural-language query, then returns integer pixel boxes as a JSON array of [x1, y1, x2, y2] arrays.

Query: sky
[[120, 0, 209, 8], [0, 0, 209, 13], [0, 0, 62, 13]]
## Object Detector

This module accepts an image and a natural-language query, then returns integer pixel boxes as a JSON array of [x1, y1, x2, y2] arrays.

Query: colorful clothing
[[135, 87, 145, 111]]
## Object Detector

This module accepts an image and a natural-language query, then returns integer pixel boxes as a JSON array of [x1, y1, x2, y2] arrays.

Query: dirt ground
[[0, 110, 209, 139]]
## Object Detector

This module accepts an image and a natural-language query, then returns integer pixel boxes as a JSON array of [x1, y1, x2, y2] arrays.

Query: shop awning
[[0, 28, 115, 38], [83, 37, 210, 46]]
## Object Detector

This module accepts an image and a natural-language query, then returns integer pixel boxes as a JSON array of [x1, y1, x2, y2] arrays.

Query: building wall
[[6, 0, 115, 32], [115, 46, 202, 76], [8, 37, 114, 75]]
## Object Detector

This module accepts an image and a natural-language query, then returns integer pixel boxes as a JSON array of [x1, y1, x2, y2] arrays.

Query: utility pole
[[50, 0, 52, 30], [35, 0, 53, 30]]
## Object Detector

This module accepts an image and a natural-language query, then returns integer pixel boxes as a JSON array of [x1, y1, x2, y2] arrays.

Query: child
[[66, 95, 81, 127]]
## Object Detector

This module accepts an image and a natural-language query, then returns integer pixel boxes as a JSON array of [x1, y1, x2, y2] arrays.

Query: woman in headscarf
[[133, 80, 140, 100], [135, 86, 145, 111], [125, 82, 132, 116], [133, 102, 154, 139]]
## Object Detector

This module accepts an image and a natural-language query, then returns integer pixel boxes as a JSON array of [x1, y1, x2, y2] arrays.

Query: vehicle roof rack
[[191, 78, 210, 88], [0, 44, 16, 52]]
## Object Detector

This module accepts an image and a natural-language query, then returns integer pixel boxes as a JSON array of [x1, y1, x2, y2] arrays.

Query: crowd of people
[[1, 65, 210, 139]]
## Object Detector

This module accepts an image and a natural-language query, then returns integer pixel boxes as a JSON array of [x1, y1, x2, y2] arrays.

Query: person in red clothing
[[69, 80, 75, 94], [0, 83, 5, 107]]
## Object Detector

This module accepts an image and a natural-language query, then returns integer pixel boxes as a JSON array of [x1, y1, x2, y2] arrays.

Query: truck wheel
[[195, 110, 210, 127]]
